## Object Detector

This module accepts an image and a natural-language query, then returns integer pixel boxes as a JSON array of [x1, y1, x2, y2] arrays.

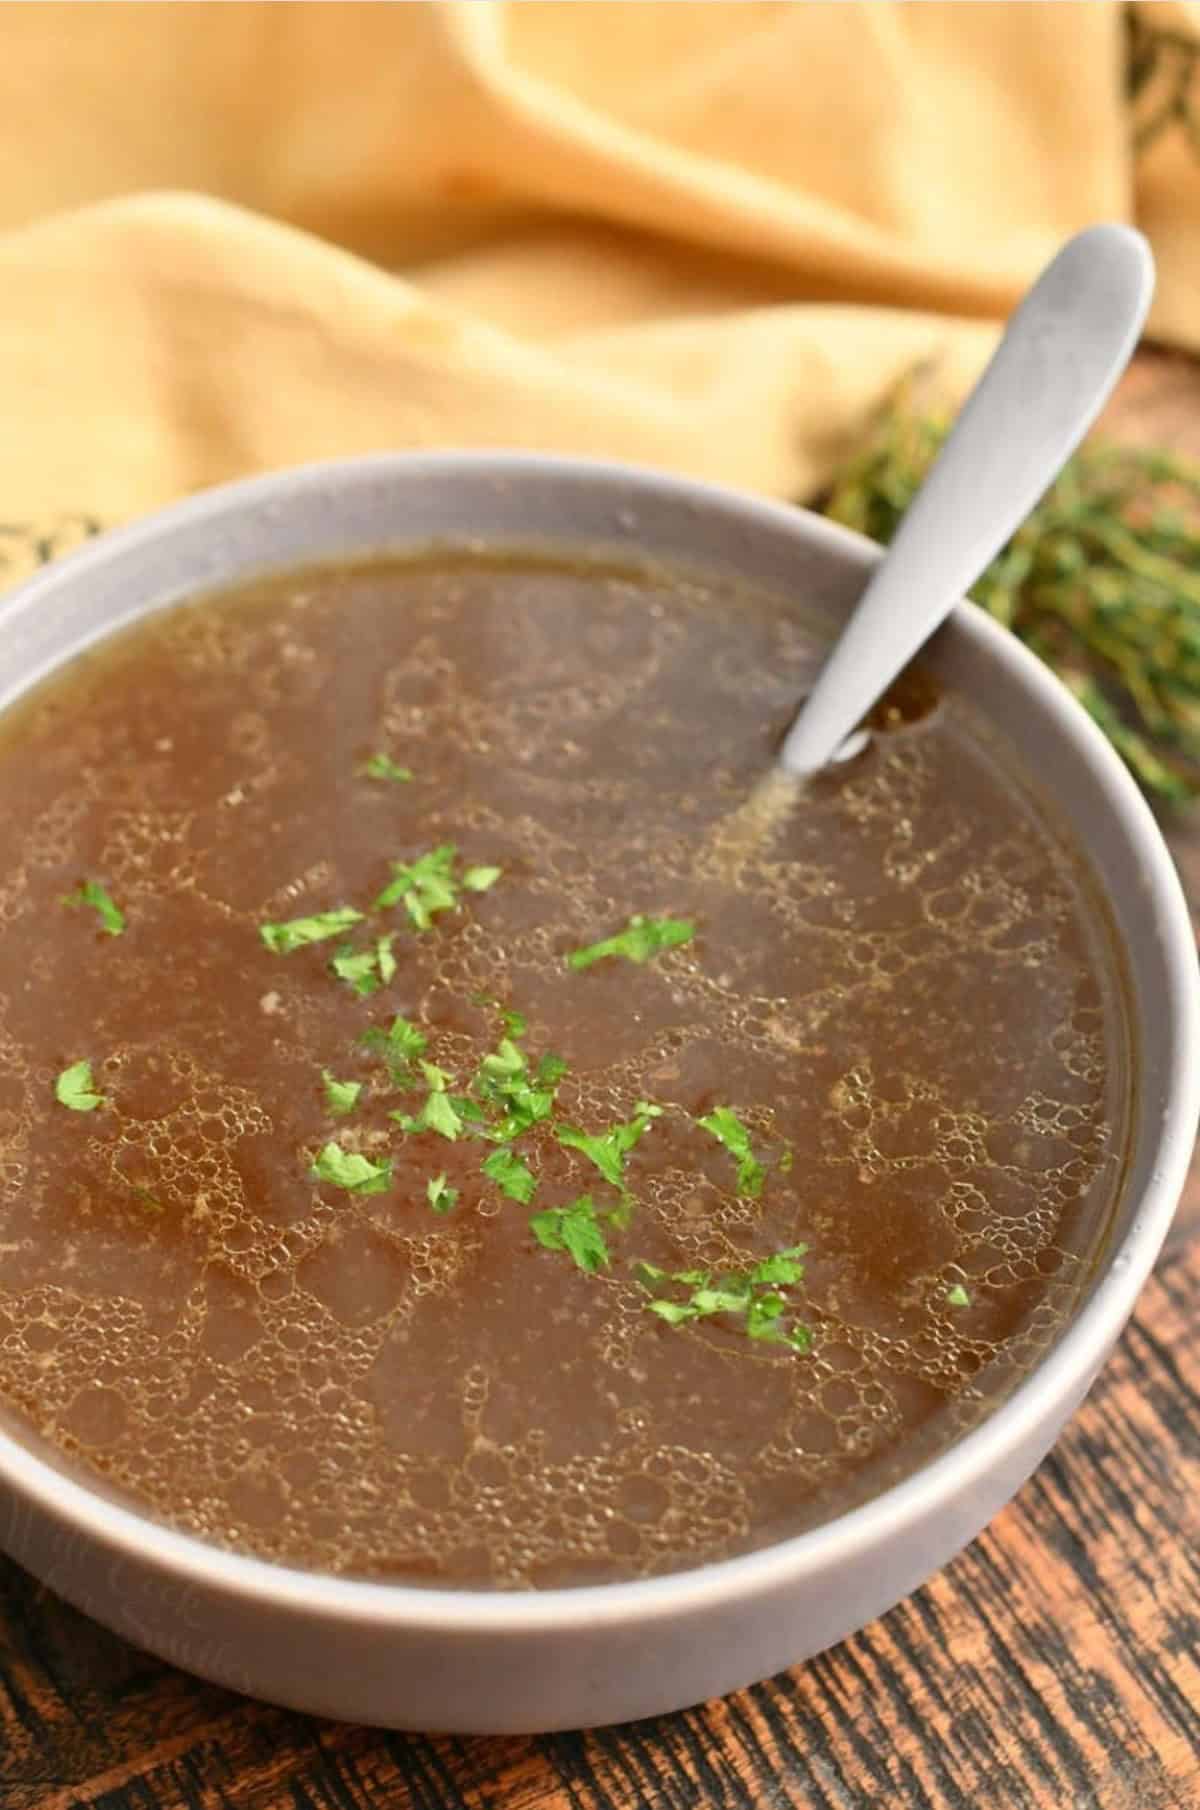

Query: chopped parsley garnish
[[426, 1173, 459, 1215], [462, 865, 502, 894], [483, 1083, 557, 1143], [749, 1250, 809, 1285], [360, 1014, 427, 1082], [62, 879, 125, 937], [374, 844, 502, 930], [331, 949, 376, 995], [429, 1016, 562, 1151], [424, 1093, 463, 1140], [322, 1071, 362, 1117], [469, 1033, 564, 1142], [636, 1247, 810, 1351], [375, 844, 456, 924], [374, 935, 398, 987], [55, 1059, 105, 1112], [310, 1142, 392, 1194], [556, 1103, 662, 1189], [946, 1282, 972, 1308], [481, 1147, 538, 1204], [530, 1195, 610, 1273], [566, 914, 694, 971], [391, 1062, 465, 1141], [330, 933, 397, 997], [260, 907, 363, 955], [359, 753, 413, 783], [477, 1038, 525, 1089], [449, 1095, 490, 1127], [698, 1106, 765, 1198]]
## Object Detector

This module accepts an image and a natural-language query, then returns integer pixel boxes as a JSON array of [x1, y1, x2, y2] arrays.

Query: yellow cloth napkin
[[0, 0, 1196, 548]]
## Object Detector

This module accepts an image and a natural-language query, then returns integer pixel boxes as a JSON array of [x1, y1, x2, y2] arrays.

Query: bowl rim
[[0, 449, 1196, 1633]]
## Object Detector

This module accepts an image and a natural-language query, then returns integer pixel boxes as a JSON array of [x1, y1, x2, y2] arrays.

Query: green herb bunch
[[822, 391, 1200, 803]]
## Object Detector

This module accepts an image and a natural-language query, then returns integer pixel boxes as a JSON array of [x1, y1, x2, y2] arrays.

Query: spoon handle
[[778, 224, 1155, 776]]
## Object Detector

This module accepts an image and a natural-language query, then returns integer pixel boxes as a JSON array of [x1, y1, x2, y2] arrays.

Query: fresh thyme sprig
[[822, 390, 1200, 802]]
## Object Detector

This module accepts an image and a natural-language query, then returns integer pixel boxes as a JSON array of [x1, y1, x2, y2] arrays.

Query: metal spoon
[[778, 224, 1155, 777]]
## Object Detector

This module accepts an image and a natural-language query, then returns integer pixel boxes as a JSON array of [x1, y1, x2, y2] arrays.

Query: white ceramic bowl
[[0, 454, 1194, 1733]]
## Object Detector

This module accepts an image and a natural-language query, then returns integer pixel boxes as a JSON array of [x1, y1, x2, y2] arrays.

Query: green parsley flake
[[477, 1038, 525, 1088], [310, 1142, 392, 1194], [645, 1297, 693, 1327], [481, 1147, 538, 1204], [360, 1015, 427, 1082], [394, 1093, 463, 1141], [946, 1282, 972, 1308], [391, 1061, 465, 1141], [331, 947, 375, 994], [566, 914, 695, 971], [359, 753, 413, 783], [484, 1083, 557, 1143], [636, 1248, 810, 1351], [530, 1195, 610, 1273], [375, 844, 457, 926], [556, 1102, 662, 1189], [322, 1071, 363, 1117], [743, 1289, 786, 1330], [330, 933, 398, 997], [459, 1013, 568, 1136], [260, 907, 363, 955], [467, 1033, 563, 1143], [462, 865, 502, 894], [426, 1173, 459, 1215], [698, 1105, 765, 1198], [449, 1095, 490, 1126], [63, 879, 125, 937], [424, 1092, 463, 1139], [374, 844, 501, 930], [749, 1249, 807, 1286], [55, 1059, 105, 1112]]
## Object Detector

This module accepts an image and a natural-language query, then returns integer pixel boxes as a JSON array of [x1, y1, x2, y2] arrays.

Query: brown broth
[[0, 552, 1130, 1587]]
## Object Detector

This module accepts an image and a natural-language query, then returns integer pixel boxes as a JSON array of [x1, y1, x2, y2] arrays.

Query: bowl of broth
[[0, 453, 1193, 1733]]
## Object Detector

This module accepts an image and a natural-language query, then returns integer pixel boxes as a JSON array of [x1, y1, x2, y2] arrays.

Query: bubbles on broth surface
[[0, 554, 1131, 1586]]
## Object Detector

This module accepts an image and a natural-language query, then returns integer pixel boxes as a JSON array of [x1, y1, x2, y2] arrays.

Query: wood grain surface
[[0, 350, 1198, 1809]]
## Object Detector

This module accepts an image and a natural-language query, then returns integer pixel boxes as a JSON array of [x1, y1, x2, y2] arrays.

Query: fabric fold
[[0, 2, 1191, 528]]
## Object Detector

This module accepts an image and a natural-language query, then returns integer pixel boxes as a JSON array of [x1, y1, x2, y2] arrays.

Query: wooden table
[[2, 354, 1199, 1810]]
